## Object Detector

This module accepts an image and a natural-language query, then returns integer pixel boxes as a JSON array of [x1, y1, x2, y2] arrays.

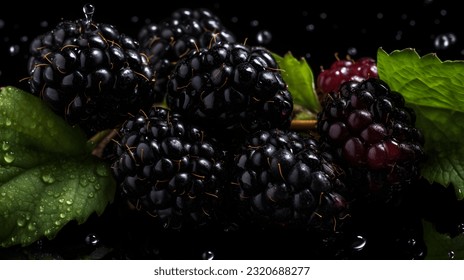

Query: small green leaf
[[0, 86, 116, 247], [423, 220, 464, 260], [273, 52, 321, 115], [377, 48, 464, 198]]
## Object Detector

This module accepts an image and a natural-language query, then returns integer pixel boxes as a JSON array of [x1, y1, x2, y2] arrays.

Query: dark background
[[0, 0, 462, 90]]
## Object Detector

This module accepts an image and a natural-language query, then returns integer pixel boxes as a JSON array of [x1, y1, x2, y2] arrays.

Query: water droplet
[[85, 233, 100, 246], [58, 198, 65, 203], [2, 141, 9, 151], [347, 47, 358, 56], [65, 199, 73, 205], [42, 173, 55, 184], [55, 220, 62, 226], [250, 19, 259, 27], [457, 223, 464, 234], [93, 184, 101, 191], [256, 30, 272, 45], [59, 213, 66, 218], [17, 218, 25, 227], [0, 192, 5, 197], [305, 24, 315, 32], [39, 205, 44, 213], [9, 45, 19, 56], [88, 192, 95, 198], [202, 250, 215, 260], [28, 223, 36, 231], [448, 250, 455, 259], [4, 118, 11, 126], [408, 238, 416, 246], [83, 3, 95, 27], [434, 32, 457, 50], [4, 152, 15, 163], [95, 164, 108, 177], [352, 235, 367, 251]]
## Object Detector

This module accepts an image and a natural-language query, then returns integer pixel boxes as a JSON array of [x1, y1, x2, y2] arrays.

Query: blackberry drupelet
[[317, 78, 425, 206], [27, 4, 156, 137], [166, 41, 294, 147], [138, 8, 236, 102], [230, 128, 350, 233], [317, 56, 378, 101], [111, 106, 228, 230]]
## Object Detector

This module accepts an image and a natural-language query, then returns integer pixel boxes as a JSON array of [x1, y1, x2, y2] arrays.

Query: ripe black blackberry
[[317, 78, 426, 206], [27, 4, 156, 137], [138, 8, 236, 102], [230, 128, 351, 233], [111, 106, 228, 230], [166, 41, 293, 147]]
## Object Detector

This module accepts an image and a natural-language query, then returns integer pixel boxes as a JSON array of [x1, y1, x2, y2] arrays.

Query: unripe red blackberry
[[317, 78, 425, 206], [317, 56, 378, 101]]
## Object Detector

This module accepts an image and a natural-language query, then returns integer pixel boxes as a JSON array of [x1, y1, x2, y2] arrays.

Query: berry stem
[[290, 119, 317, 132]]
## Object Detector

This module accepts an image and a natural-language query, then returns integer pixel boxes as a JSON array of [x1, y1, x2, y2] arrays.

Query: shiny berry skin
[[317, 56, 378, 97], [317, 78, 425, 206]]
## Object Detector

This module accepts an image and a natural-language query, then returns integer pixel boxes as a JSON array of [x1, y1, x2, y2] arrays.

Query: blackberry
[[111, 106, 228, 230], [166, 41, 293, 147], [27, 4, 156, 137], [230, 128, 350, 233], [317, 78, 425, 206], [317, 56, 378, 100], [138, 8, 236, 102]]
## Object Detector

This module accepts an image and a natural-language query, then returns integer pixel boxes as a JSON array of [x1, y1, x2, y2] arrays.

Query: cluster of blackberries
[[25, 4, 427, 259]]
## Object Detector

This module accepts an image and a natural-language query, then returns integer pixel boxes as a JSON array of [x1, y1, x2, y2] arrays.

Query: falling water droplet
[[448, 250, 455, 259], [85, 233, 100, 246], [434, 32, 457, 50], [256, 30, 272, 45], [82, 3, 95, 27], [9, 45, 19, 56], [202, 250, 215, 260], [352, 235, 367, 251], [347, 47, 358, 56]]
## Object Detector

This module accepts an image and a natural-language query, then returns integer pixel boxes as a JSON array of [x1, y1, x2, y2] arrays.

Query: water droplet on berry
[[434, 32, 457, 50], [256, 30, 272, 45], [83, 3, 95, 27], [85, 233, 100, 246], [352, 235, 367, 251], [202, 250, 215, 260]]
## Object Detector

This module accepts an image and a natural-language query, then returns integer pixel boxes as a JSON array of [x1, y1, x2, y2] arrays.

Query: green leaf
[[377, 48, 464, 199], [0, 86, 116, 247], [423, 220, 464, 260], [273, 52, 321, 115]]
